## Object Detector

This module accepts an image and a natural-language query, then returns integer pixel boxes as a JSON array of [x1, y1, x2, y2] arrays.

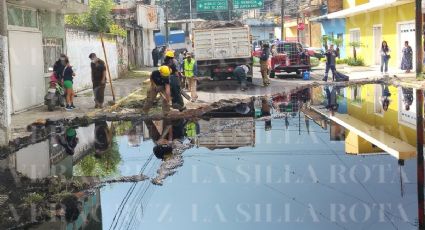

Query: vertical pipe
[[416, 0, 423, 78], [165, 2, 169, 46], [280, 0, 285, 41], [417, 88, 424, 230], [0, 0, 11, 145], [100, 34, 116, 102]]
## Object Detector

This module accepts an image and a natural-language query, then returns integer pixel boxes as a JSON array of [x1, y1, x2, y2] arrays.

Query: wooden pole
[[100, 33, 116, 102], [417, 89, 425, 230], [416, 0, 423, 79], [281, 0, 285, 41]]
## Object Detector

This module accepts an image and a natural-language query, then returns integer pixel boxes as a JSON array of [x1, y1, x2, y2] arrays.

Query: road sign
[[197, 0, 228, 11], [233, 0, 264, 9]]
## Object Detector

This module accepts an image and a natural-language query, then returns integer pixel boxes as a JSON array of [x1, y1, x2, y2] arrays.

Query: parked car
[[269, 42, 311, 78]]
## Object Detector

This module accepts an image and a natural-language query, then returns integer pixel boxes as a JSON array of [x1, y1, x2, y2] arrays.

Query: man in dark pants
[[323, 44, 338, 82], [89, 53, 107, 108], [152, 47, 159, 67], [163, 51, 185, 111]]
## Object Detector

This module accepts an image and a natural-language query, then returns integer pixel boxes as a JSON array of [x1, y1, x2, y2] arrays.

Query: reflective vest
[[184, 59, 195, 77], [185, 122, 197, 138]]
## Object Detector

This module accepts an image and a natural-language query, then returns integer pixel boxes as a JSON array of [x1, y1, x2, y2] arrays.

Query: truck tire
[[269, 71, 275, 78]]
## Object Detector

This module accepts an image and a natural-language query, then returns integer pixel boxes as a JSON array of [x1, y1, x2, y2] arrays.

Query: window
[[349, 29, 360, 43], [7, 5, 38, 28], [43, 38, 63, 73]]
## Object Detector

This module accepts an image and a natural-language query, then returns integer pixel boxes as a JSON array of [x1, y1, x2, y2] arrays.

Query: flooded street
[[0, 83, 422, 230]]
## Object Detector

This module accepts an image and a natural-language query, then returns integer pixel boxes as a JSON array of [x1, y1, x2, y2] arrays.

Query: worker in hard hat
[[163, 50, 186, 111], [183, 53, 198, 102], [143, 65, 172, 114]]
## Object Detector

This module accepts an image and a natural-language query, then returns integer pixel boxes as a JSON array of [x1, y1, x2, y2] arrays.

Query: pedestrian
[[53, 54, 67, 82], [62, 57, 76, 111], [380, 41, 391, 75], [159, 46, 165, 65], [152, 47, 159, 67], [233, 64, 249, 91], [401, 41, 413, 73], [89, 53, 107, 109], [143, 65, 172, 114], [323, 44, 338, 82], [260, 43, 271, 86], [270, 44, 277, 57], [163, 50, 185, 110], [183, 53, 198, 102]]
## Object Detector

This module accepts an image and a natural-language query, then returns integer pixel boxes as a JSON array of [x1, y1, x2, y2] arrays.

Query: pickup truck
[[269, 42, 311, 78], [193, 23, 253, 86]]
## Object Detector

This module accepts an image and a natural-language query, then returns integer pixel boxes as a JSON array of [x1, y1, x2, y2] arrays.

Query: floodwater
[[0, 83, 422, 230]]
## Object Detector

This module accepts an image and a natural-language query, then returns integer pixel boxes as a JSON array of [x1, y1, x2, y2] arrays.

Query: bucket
[[302, 71, 310, 80]]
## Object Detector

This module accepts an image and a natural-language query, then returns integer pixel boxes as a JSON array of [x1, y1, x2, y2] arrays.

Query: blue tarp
[[155, 30, 185, 46]]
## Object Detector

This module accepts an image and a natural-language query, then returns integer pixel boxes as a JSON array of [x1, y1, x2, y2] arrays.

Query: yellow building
[[326, 0, 416, 68]]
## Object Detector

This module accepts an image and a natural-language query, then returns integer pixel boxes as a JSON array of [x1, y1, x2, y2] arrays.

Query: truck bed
[[193, 27, 251, 61]]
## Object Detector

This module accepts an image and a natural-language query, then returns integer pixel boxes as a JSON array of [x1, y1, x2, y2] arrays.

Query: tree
[[349, 41, 362, 61], [65, 0, 126, 36], [321, 35, 329, 51]]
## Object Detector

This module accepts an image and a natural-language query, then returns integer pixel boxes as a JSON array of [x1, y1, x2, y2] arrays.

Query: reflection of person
[[94, 121, 112, 157], [381, 84, 391, 111], [402, 87, 414, 111], [261, 97, 272, 131], [56, 127, 79, 155], [145, 119, 190, 185], [325, 86, 339, 114]]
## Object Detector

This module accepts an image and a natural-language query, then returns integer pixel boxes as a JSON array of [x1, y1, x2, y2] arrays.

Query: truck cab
[[269, 42, 311, 78]]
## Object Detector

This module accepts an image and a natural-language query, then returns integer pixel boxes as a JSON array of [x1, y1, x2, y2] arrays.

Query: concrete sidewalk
[[311, 62, 418, 82], [11, 70, 151, 138]]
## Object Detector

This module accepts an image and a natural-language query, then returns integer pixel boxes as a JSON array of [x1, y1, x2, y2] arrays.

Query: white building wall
[[65, 28, 119, 91], [143, 28, 155, 66]]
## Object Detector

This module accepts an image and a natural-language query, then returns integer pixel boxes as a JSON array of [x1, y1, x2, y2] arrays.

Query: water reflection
[[0, 83, 423, 229]]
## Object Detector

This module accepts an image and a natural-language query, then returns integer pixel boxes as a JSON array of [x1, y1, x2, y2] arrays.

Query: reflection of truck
[[193, 22, 253, 84], [197, 117, 255, 149]]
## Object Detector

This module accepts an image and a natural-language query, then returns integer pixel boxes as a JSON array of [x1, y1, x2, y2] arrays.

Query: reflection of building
[[312, 84, 418, 160], [5, 125, 96, 179], [198, 118, 255, 149]]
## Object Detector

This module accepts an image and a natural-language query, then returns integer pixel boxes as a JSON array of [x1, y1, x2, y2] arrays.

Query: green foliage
[[23, 192, 44, 205], [109, 24, 127, 37], [65, 0, 126, 37], [320, 35, 329, 50], [333, 37, 343, 48], [346, 57, 365, 66], [73, 137, 121, 178], [336, 58, 348, 64], [348, 41, 362, 48]]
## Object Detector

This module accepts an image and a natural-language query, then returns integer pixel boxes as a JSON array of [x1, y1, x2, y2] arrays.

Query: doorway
[[373, 26, 382, 66]]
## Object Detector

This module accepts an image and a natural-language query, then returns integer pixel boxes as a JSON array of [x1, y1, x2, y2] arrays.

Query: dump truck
[[192, 21, 253, 86]]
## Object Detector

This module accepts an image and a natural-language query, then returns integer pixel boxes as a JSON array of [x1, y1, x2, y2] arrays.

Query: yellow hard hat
[[158, 65, 171, 77], [165, 50, 175, 58]]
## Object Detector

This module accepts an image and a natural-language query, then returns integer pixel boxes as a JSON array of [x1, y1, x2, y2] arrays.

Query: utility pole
[[415, 0, 424, 228], [0, 0, 11, 146], [416, 0, 423, 79], [228, 0, 232, 21], [189, 0, 193, 32], [280, 0, 285, 41], [163, 0, 169, 47]]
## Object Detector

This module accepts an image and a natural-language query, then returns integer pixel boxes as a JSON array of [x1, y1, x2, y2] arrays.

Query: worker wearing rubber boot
[[143, 66, 172, 114], [163, 50, 186, 111], [260, 43, 271, 86], [183, 53, 198, 102]]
